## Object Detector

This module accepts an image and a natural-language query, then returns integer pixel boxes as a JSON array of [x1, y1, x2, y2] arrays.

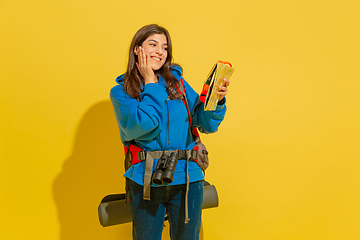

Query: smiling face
[[136, 34, 168, 71]]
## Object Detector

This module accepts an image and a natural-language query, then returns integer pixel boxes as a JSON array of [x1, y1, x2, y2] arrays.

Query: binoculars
[[152, 152, 178, 185]]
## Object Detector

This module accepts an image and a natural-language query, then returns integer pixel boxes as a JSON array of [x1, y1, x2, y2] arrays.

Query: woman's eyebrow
[[149, 39, 168, 45]]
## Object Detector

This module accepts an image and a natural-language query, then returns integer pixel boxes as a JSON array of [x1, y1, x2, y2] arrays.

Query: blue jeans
[[128, 180, 203, 240]]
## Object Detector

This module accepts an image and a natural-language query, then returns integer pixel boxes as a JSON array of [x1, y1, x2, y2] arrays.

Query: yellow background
[[1, 0, 359, 239]]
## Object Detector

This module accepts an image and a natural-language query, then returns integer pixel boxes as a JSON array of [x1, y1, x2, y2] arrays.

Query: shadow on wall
[[53, 100, 203, 240], [53, 100, 131, 239]]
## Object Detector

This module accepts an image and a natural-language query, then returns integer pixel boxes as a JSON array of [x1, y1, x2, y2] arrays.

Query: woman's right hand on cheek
[[136, 46, 156, 85]]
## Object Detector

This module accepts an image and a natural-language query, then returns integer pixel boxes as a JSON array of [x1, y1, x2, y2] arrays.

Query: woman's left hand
[[218, 79, 230, 101]]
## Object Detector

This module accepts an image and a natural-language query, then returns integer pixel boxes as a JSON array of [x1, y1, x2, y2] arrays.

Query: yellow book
[[200, 61, 235, 111]]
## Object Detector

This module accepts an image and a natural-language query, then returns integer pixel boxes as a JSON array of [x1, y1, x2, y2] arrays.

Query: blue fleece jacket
[[110, 65, 226, 186]]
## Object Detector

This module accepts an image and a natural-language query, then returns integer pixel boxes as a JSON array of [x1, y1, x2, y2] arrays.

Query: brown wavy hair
[[123, 24, 182, 100]]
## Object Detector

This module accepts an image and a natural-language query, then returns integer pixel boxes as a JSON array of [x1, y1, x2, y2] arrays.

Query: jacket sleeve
[[173, 68, 226, 134], [110, 82, 168, 143]]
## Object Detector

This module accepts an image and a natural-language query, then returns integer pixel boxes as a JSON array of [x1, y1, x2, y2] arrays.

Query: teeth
[[152, 57, 161, 61]]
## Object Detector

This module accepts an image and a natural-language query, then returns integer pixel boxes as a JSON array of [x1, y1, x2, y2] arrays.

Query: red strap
[[199, 84, 208, 103], [176, 78, 193, 127], [124, 144, 144, 165], [193, 145, 199, 162], [176, 77, 201, 143], [192, 128, 200, 141]]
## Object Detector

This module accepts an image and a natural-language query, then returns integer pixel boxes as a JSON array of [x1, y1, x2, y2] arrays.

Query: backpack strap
[[176, 78, 201, 143], [176, 78, 208, 172]]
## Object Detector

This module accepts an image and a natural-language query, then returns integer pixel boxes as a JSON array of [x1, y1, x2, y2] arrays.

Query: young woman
[[110, 24, 230, 240]]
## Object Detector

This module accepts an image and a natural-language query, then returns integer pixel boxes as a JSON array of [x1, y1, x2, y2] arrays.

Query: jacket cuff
[[218, 98, 226, 106]]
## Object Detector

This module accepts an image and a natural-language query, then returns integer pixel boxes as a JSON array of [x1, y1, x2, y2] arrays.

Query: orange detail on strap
[[218, 60, 232, 67]]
